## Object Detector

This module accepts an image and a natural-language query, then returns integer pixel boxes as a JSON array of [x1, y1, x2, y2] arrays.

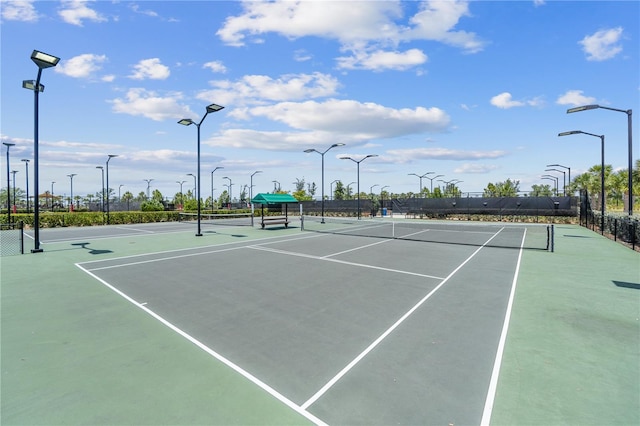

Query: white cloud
[[203, 61, 227, 73], [249, 99, 451, 137], [197, 72, 340, 106], [533, 0, 546, 7], [294, 49, 312, 62], [556, 90, 597, 106], [2, 0, 38, 22], [216, 0, 484, 70], [403, 0, 484, 53], [58, 0, 106, 26], [385, 147, 507, 163], [490, 92, 541, 109], [579, 27, 623, 61], [453, 163, 500, 174], [336, 48, 427, 71], [490, 92, 524, 109], [109, 88, 195, 121], [129, 58, 170, 80], [55, 53, 107, 78]]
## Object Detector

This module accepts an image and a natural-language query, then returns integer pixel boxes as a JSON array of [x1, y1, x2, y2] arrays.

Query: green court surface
[[1, 222, 638, 425]]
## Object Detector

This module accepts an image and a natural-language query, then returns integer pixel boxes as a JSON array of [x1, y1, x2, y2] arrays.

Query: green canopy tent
[[250, 193, 299, 228]]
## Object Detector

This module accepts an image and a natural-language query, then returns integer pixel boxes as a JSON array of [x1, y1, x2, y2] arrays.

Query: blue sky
[[1, 0, 638, 201]]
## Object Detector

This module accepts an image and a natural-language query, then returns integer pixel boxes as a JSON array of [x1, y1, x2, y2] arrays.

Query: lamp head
[[178, 118, 194, 126], [206, 104, 224, 113], [22, 80, 44, 92], [558, 131, 581, 137], [31, 50, 60, 69], [3, 142, 16, 148], [567, 105, 599, 114], [303, 149, 316, 153]]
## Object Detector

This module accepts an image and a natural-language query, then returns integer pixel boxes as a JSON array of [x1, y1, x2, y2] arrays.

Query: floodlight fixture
[[31, 50, 60, 69], [304, 143, 346, 222]]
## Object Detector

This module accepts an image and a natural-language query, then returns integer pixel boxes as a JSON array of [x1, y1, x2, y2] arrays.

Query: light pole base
[[31, 248, 44, 253], [196, 233, 203, 237]]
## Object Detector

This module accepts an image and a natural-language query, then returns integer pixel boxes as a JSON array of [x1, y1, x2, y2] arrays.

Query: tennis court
[[2, 217, 638, 425]]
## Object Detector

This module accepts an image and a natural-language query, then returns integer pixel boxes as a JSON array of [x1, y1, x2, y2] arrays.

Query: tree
[[136, 191, 147, 202], [151, 189, 164, 203], [483, 179, 519, 197], [121, 191, 134, 210], [334, 180, 345, 200], [530, 184, 553, 197]]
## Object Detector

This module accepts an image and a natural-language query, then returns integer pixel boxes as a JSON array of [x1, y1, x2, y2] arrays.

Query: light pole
[[144, 179, 153, 199], [67, 173, 77, 211], [304, 143, 345, 222], [187, 173, 196, 199], [272, 180, 280, 192], [178, 103, 225, 237], [21, 159, 29, 213], [541, 177, 557, 196], [559, 130, 605, 233], [223, 177, 233, 207], [408, 172, 434, 197], [105, 155, 117, 224], [250, 170, 262, 202], [96, 167, 104, 214], [547, 164, 570, 196], [541, 175, 559, 196], [425, 174, 444, 194], [11, 170, 18, 213], [119, 184, 124, 202], [346, 181, 356, 199], [50, 181, 55, 212], [176, 180, 186, 207], [330, 179, 339, 200], [545, 168, 566, 196], [23, 49, 60, 253], [567, 104, 632, 216], [340, 154, 378, 219], [211, 166, 223, 210], [3, 142, 15, 223]]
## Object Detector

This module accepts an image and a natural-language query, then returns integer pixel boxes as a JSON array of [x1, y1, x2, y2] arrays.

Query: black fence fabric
[[0, 221, 24, 256], [302, 196, 576, 218], [580, 189, 638, 250]]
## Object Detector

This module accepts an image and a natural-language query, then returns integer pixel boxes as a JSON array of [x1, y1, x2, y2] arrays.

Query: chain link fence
[[0, 221, 24, 256]]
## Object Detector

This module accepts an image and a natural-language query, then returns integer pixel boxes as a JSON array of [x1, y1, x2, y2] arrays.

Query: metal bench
[[261, 216, 290, 228]]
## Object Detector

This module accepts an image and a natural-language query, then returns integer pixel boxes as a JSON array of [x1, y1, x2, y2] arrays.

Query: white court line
[[480, 229, 527, 426], [247, 245, 444, 281], [84, 246, 247, 272], [115, 226, 155, 234], [75, 263, 327, 426], [300, 227, 506, 410]]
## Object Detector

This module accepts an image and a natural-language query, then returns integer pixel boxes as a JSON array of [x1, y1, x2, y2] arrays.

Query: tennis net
[[301, 215, 553, 251], [178, 212, 254, 226]]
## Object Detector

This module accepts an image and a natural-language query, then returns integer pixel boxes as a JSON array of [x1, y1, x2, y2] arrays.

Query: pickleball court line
[[480, 229, 527, 425], [74, 263, 328, 426], [247, 245, 445, 280], [300, 227, 506, 410]]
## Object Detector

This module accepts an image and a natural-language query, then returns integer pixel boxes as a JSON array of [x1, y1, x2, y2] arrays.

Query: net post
[[550, 224, 554, 252], [300, 203, 304, 231], [19, 220, 24, 254]]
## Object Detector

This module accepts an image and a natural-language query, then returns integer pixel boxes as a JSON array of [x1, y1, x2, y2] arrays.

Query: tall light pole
[[346, 181, 356, 199], [187, 173, 196, 198], [178, 103, 225, 237], [250, 170, 262, 202], [330, 179, 339, 200], [211, 166, 223, 210], [67, 173, 77, 211], [541, 175, 559, 196], [144, 179, 153, 199], [425, 174, 444, 194], [50, 181, 55, 212], [408, 172, 434, 197], [547, 164, 570, 196], [559, 130, 605, 233], [11, 170, 18, 213], [340, 154, 378, 219], [105, 155, 117, 224], [272, 180, 280, 192], [3, 142, 15, 223], [541, 177, 557, 196], [176, 180, 186, 207], [304, 143, 345, 222], [545, 168, 566, 196], [223, 176, 233, 207], [21, 159, 29, 213], [119, 184, 124, 202], [567, 104, 632, 216], [23, 49, 60, 253], [96, 167, 104, 214]]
